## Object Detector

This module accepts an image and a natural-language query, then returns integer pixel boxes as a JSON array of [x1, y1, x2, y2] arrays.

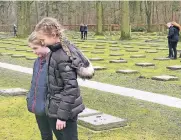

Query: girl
[[27, 31, 53, 140], [34, 17, 93, 140]]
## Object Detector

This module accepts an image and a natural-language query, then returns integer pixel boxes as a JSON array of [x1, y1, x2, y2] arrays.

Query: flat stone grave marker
[[81, 50, 89, 53], [121, 42, 130, 45], [11, 54, 25, 58], [166, 65, 181, 70], [0, 53, 13, 56], [26, 50, 33, 52], [78, 113, 127, 131], [15, 48, 26, 51], [126, 49, 139, 52], [79, 108, 101, 117], [91, 51, 104, 54], [5, 47, 15, 50], [150, 44, 160, 47], [139, 47, 151, 49], [95, 46, 105, 49], [110, 48, 120, 51], [110, 54, 124, 56], [109, 60, 127, 63], [0, 46, 6, 49], [96, 44, 105, 46], [0, 88, 28, 96], [116, 69, 138, 74], [130, 55, 146, 58], [156, 48, 167, 50], [82, 46, 92, 49], [124, 46, 134, 49], [135, 63, 155, 67], [110, 44, 119, 47], [145, 50, 158, 53], [153, 57, 170, 61], [26, 57, 37, 60], [94, 66, 107, 70], [152, 75, 178, 81], [89, 58, 104, 61]]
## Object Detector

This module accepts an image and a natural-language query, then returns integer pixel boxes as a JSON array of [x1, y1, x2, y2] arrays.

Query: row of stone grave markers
[[0, 88, 127, 131]]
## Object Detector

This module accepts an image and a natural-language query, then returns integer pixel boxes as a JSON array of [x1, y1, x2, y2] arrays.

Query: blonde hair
[[34, 17, 70, 56], [28, 31, 42, 46], [171, 21, 181, 31]]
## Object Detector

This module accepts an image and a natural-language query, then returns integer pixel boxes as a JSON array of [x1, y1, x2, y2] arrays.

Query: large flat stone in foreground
[[78, 114, 127, 131], [79, 108, 101, 117], [152, 75, 178, 81], [166, 65, 181, 70], [116, 70, 138, 74], [0, 88, 28, 96]]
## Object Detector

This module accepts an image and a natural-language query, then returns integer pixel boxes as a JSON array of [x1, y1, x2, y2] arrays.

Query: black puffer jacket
[[168, 26, 179, 42], [46, 43, 85, 121]]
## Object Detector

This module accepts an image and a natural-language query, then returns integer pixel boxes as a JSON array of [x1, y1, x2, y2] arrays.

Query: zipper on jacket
[[32, 58, 43, 113]]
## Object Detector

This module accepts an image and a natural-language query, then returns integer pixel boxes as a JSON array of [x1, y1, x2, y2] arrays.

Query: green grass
[[0, 68, 181, 140]]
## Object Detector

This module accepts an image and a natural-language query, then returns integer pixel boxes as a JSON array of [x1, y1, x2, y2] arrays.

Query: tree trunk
[[96, 1, 103, 35], [120, 1, 131, 40], [17, 1, 31, 38]]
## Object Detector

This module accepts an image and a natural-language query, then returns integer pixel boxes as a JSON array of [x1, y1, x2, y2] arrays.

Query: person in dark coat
[[83, 24, 88, 40], [13, 24, 17, 37], [79, 23, 84, 39], [27, 31, 53, 140], [167, 21, 180, 59], [34, 17, 94, 140]]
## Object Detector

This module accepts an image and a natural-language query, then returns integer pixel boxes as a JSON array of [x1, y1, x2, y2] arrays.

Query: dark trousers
[[35, 115, 53, 140], [83, 31, 87, 39], [48, 118, 78, 140], [170, 41, 178, 58], [80, 31, 84, 39], [168, 41, 173, 57]]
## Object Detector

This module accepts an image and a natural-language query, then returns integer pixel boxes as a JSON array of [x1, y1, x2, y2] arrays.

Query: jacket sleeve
[[57, 61, 78, 121], [168, 27, 175, 38], [27, 59, 37, 101]]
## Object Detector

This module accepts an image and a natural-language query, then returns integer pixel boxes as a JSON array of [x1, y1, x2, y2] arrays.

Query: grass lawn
[[0, 68, 181, 140]]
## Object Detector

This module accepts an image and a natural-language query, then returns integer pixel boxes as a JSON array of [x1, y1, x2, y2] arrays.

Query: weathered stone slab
[[135, 63, 155, 67], [94, 66, 107, 70], [156, 48, 167, 50], [130, 55, 146, 58], [26, 57, 37, 60], [166, 65, 181, 70], [15, 48, 26, 51], [11, 55, 25, 58], [79, 108, 101, 117], [154, 57, 170, 61], [145, 50, 158, 53], [109, 60, 127, 63], [126, 49, 139, 52], [0, 88, 28, 96], [95, 46, 105, 49], [152, 75, 178, 81], [0, 53, 13, 56], [109, 54, 124, 56], [89, 58, 104, 61], [124, 46, 134, 48], [116, 70, 138, 74], [110, 48, 120, 51], [91, 51, 104, 54], [78, 113, 127, 131]]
